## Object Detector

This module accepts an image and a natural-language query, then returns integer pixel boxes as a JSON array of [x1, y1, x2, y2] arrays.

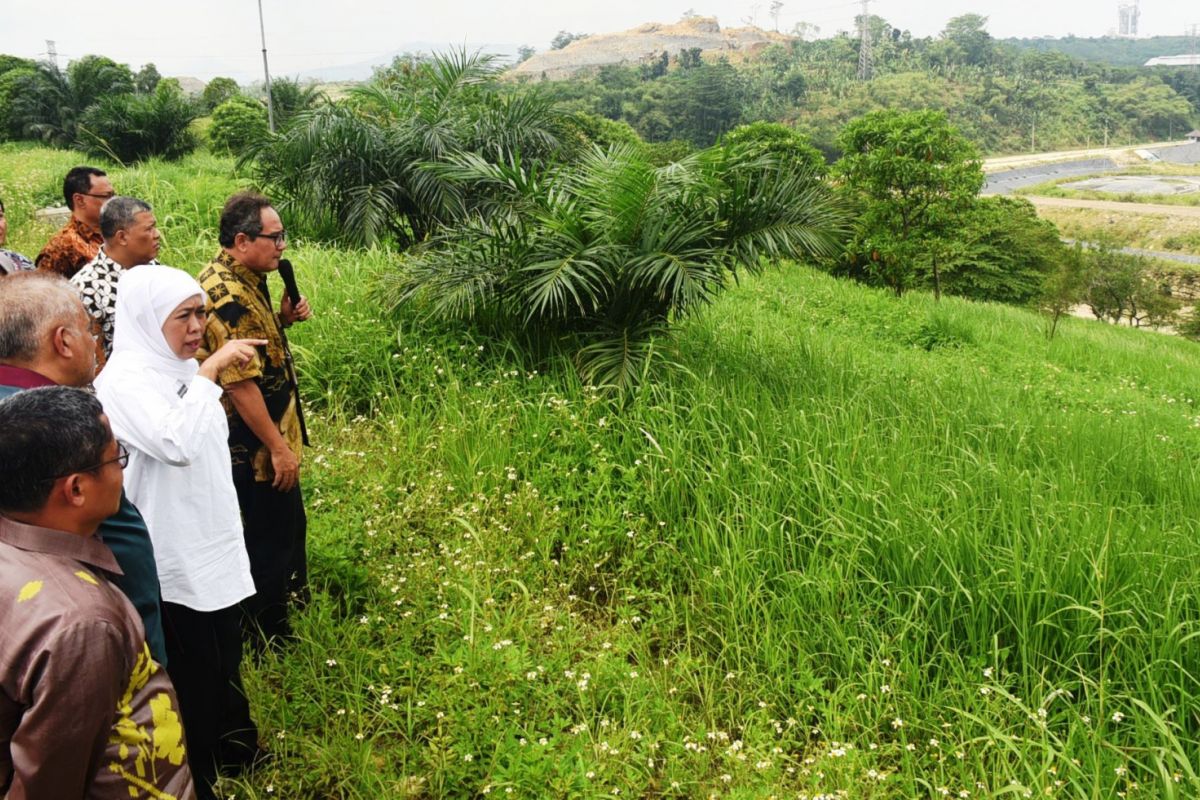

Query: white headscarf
[[101, 264, 205, 385]]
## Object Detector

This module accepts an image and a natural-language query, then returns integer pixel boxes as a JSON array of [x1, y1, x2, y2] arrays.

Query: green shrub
[[208, 95, 269, 155], [721, 120, 826, 175]]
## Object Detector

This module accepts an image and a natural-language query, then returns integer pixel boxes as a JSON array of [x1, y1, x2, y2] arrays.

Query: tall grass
[[3, 146, 1198, 798]]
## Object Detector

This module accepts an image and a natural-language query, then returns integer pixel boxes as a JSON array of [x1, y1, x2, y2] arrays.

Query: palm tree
[[77, 82, 199, 164], [9, 56, 134, 147], [249, 50, 566, 247], [380, 143, 849, 389]]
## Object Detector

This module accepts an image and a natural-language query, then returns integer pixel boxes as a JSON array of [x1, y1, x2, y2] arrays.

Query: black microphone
[[277, 258, 301, 307]]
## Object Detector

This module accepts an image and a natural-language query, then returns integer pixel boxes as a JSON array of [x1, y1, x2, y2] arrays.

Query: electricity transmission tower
[[857, 0, 872, 81], [44, 40, 57, 69]]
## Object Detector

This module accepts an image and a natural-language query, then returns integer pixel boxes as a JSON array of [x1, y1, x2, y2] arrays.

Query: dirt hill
[[511, 16, 791, 80]]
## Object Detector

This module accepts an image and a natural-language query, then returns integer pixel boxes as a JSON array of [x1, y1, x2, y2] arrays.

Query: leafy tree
[[516, 45, 536, 64], [77, 81, 198, 163], [937, 196, 1063, 304], [721, 122, 825, 175], [0, 55, 35, 78], [834, 110, 983, 296], [379, 144, 847, 389], [208, 96, 269, 155], [250, 50, 567, 247], [558, 111, 645, 159], [551, 31, 589, 50], [1083, 244, 1178, 327], [1039, 244, 1087, 338], [939, 14, 995, 66], [0, 67, 34, 141], [135, 63, 161, 94], [657, 60, 744, 146], [202, 77, 240, 111]]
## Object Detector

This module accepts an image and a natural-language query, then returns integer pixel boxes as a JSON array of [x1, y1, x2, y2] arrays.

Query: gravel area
[[1060, 175, 1200, 195]]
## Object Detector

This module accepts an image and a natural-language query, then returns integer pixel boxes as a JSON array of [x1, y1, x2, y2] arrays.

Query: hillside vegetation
[[4, 145, 1198, 797], [1004, 35, 1196, 68], [528, 14, 1196, 155]]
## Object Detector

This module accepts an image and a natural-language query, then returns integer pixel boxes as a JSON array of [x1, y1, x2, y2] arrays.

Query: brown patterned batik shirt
[[198, 251, 304, 484], [0, 517, 195, 799], [35, 216, 104, 278]]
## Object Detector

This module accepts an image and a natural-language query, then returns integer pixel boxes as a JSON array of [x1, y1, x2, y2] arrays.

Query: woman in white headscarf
[[95, 264, 266, 800]]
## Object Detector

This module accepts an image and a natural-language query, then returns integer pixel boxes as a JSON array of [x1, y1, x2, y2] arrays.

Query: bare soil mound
[[511, 17, 790, 80]]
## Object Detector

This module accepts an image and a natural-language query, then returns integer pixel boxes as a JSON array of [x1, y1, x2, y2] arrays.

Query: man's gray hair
[[0, 272, 86, 363], [99, 196, 152, 240]]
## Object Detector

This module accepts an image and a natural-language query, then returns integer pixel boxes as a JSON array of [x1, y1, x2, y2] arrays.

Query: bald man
[[0, 272, 166, 663]]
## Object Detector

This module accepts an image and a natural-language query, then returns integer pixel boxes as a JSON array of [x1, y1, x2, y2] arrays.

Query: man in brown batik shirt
[[0, 387, 194, 800], [35, 166, 111, 278]]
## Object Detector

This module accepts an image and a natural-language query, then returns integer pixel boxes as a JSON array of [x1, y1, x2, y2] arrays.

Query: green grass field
[[3, 145, 1200, 798]]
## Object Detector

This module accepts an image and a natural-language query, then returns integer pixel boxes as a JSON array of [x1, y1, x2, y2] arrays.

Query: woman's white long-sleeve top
[[96, 370, 255, 611]]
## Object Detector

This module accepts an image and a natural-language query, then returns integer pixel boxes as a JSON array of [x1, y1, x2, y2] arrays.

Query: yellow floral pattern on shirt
[[108, 643, 187, 797]]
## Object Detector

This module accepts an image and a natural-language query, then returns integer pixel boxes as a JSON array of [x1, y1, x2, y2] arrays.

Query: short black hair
[[218, 191, 273, 248], [63, 166, 107, 210], [0, 387, 109, 513]]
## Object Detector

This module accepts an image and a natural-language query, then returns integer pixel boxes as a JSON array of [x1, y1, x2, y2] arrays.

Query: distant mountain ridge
[[511, 16, 791, 81]]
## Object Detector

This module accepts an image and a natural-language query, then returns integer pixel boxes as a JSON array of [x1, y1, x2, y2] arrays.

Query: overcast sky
[[1, 0, 1194, 80]]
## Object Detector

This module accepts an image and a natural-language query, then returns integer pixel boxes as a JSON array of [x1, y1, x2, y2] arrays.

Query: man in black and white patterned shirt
[[69, 197, 161, 372]]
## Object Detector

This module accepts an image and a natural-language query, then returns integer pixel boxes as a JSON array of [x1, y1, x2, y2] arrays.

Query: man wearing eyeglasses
[[35, 166, 114, 279], [197, 192, 312, 650], [0, 272, 168, 666], [0, 387, 196, 799]]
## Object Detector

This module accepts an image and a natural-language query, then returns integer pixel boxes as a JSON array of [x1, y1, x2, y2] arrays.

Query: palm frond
[[575, 320, 668, 392]]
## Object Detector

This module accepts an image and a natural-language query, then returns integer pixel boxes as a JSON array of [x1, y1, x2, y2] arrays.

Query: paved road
[[983, 158, 1118, 195], [981, 141, 1176, 171], [1026, 195, 1200, 218], [981, 142, 1200, 196]]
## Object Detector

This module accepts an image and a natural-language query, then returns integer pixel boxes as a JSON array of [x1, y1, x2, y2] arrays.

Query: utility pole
[[257, 0, 276, 133], [44, 40, 57, 69], [857, 0, 872, 81]]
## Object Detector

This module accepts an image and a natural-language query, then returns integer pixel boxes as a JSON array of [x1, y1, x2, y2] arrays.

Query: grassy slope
[[3, 146, 1200, 798]]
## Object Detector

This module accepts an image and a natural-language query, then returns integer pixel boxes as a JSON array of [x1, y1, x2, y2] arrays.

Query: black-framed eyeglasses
[[252, 229, 287, 246], [41, 442, 130, 482], [81, 192, 116, 200]]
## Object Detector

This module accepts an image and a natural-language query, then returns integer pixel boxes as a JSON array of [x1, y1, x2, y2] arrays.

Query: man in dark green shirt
[[0, 271, 166, 663]]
